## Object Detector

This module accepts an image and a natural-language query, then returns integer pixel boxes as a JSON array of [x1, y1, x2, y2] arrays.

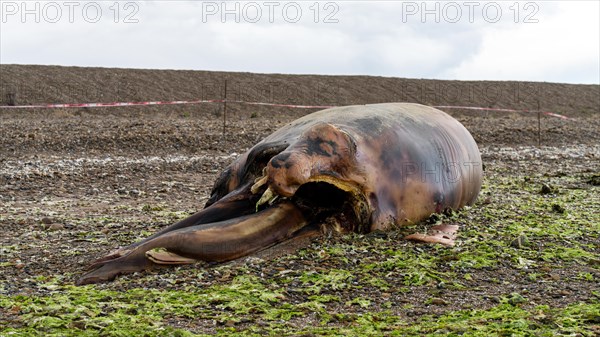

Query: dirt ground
[[1, 105, 599, 335]]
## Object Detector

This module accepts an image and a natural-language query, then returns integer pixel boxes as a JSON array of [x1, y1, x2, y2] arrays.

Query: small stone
[[551, 204, 565, 214], [558, 290, 572, 296], [507, 293, 527, 305], [47, 223, 64, 231], [510, 234, 529, 249], [540, 183, 555, 194], [430, 298, 447, 305]]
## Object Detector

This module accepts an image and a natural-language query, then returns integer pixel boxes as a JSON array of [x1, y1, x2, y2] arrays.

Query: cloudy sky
[[1, 1, 598, 84]]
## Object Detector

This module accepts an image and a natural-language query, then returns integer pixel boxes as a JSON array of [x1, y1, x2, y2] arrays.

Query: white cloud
[[441, 2, 600, 83], [0, 1, 598, 84]]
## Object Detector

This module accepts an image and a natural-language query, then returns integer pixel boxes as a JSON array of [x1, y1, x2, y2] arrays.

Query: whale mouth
[[251, 167, 371, 233], [252, 168, 371, 234], [290, 178, 371, 234], [78, 173, 370, 285]]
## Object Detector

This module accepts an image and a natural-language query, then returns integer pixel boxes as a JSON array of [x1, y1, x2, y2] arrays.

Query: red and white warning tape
[[0, 99, 571, 119], [0, 99, 224, 109], [0, 99, 335, 110]]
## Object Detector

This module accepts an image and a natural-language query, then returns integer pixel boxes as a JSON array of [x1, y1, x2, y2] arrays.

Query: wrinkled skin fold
[[78, 103, 483, 285]]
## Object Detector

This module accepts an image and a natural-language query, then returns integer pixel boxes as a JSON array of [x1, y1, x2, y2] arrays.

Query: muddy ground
[[1, 110, 599, 336]]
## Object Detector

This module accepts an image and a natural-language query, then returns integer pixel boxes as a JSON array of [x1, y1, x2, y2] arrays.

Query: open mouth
[[285, 178, 370, 235], [77, 172, 370, 285]]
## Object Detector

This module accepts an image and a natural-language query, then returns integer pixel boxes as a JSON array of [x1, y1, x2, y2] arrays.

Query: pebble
[[47, 223, 64, 231], [540, 183, 555, 195], [510, 234, 529, 249], [429, 298, 447, 305], [507, 293, 527, 305], [551, 204, 566, 214], [558, 290, 572, 296]]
